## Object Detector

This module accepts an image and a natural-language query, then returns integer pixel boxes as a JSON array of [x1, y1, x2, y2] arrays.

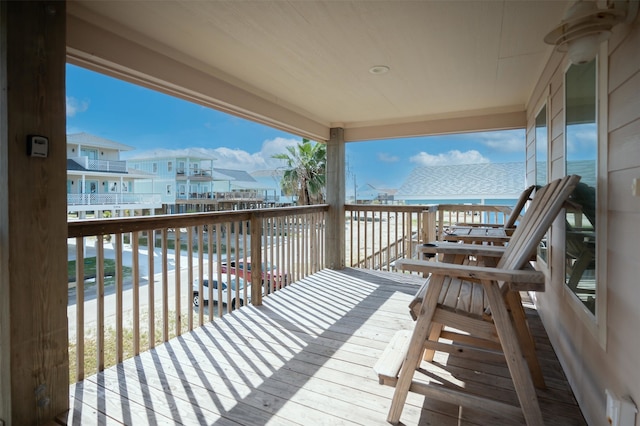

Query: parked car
[[192, 274, 250, 309], [220, 257, 288, 290]]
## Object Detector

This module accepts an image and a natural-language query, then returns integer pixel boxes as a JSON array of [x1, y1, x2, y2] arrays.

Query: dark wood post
[[0, 1, 69, 424]]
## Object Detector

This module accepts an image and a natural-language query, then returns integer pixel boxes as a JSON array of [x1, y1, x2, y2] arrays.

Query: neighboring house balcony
[[67, 193, 162, 207], [176, 169, 213, 181], [176, 192, 214, 200], [69, 156, 128, 173], [214, 191, 264, 201], [264, 194, 280, 203], [175, 191, 266, 202]]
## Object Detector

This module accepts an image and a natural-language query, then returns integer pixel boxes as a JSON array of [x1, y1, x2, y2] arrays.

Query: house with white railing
[[127, 150, 281, 212], [250, 169, 296, 205], [66, 132, 162, 217]]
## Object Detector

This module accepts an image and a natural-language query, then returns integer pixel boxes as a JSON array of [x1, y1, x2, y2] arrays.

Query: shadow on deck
[[61, 268, 586, 425]]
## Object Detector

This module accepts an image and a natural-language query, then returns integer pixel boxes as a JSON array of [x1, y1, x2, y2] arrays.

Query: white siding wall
[[525, 17, 640, 426]]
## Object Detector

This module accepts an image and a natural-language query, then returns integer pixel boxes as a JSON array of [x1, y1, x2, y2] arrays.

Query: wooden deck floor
[[62, 268, 586, 425]]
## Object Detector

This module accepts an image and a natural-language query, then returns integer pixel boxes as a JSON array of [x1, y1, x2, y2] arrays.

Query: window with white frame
[[565, 59, 597, 315], [535, 104, 549, 263]]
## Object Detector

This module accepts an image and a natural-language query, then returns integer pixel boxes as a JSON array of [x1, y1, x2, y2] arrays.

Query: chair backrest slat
[[504, 185, 536, 229], [496, 175, 580, 272]]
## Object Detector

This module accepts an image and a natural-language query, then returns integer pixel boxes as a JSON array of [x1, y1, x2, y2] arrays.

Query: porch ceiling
[[66, 0, 570, 142]]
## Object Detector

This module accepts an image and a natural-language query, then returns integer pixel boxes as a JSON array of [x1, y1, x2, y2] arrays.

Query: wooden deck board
[[64, 268, 586, 425]]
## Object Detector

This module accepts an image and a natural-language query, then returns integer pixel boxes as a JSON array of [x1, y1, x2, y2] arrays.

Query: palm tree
[[272, 139, 326, 205]]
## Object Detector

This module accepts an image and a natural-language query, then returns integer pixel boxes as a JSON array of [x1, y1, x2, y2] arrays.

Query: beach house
[[66, 132, 162, 218]]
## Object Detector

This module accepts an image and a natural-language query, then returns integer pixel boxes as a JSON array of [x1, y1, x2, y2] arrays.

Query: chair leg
[[505, 291, 546, 389], [387, 275, 445, 425], [484, 282, 544, 426]]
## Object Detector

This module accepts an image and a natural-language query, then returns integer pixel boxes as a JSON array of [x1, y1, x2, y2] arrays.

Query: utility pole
[[346, 156, 357, 203]]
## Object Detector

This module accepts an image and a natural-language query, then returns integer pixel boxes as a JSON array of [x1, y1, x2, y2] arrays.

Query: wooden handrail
[[67, 204, 329, 238]]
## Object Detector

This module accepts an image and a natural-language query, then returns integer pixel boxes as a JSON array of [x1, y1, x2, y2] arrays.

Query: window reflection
[[565, 60, 597, 314]]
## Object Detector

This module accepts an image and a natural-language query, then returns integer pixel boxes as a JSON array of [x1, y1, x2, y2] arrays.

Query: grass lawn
[[69, 310, 190, 383], [68, 257, 133, 284], [132, 236, 233, 254]]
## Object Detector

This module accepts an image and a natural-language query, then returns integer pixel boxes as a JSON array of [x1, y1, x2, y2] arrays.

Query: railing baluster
[[386, 211, 391, 270], [208, 223, 214, 322], [379, 211, 383, 269], [315, 213, 320, 272], [276, 217, 282, 288], [234, 220, 241, 300], [240, 221, 247, 299], [75, 237, 85, 381], [161, 229, 169, 342], [132, 231, 140, 355], [349, 211, 354, 267], [309, 213, 315, 273], [288, 214, 293, 276], [263, 217, 270, 293], [115, 232, 123, 363], [148, 230, 155, 349], [303, 215, 309, 278], [269, 217, 275, 293], [357, 211, 361, 266], [198, 226, 204, 325], [225, 223, 232, 312], [216, 222, 224, 313], [283, 216, 288, 284], [96, 235, 105, 371], [320, 212, 327, 269], [175, 228, 181, 336], [187, 226, 194, 331]]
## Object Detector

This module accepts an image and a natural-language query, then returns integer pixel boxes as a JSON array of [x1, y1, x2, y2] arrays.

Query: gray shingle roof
[[66, 159, 87, 171], [215, 168, 257, 183], [126, 148, 216, 161], [396, 162, 526, 201], [67, 132, 134, 151]]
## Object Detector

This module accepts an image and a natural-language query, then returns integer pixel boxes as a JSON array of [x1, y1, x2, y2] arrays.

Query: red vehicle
[[219, 257, 288, 292]]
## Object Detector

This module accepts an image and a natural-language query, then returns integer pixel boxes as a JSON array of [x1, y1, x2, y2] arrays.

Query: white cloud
[[409, 149, 489, 166], [127, 137, 301, 172], [566, 123, 597, 155], [66, 96, 89, 117], [378, 152, 399, 163], [478, 130, 525, 153], [212, 137, 300, 171]]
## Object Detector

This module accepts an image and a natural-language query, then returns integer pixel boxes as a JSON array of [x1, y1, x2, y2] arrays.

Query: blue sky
[[66, 64, 526, 191]]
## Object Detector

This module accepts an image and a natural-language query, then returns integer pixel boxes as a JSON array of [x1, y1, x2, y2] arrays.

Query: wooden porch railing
[[433, 204, 513, 241], [345, 203, 516, 270], [67, 201, 514, 383], [67, 205, 327, 383], [345, 205, 429, 270]]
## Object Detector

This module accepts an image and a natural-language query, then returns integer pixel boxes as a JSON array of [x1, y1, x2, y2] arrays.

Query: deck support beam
[[325, 128, 345, 269], [0, 2, 69, 424]]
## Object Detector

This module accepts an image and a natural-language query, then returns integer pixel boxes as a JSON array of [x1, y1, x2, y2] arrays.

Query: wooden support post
[[325, 128, 345, 270], [0, 2, 69, 424]]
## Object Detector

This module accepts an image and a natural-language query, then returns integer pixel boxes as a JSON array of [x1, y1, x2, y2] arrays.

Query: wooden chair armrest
[[454, 222, 504, 228], [396, 258, 545, 292], [418, 242, 506, 258]]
